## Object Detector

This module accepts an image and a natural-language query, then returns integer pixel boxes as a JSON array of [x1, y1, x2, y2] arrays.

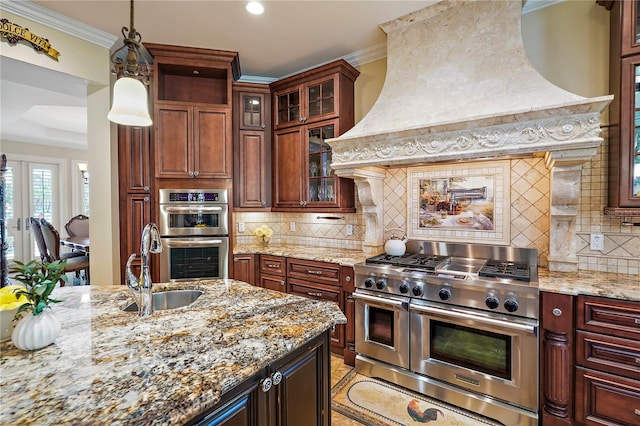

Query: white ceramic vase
[[11, 309, 61, 351]]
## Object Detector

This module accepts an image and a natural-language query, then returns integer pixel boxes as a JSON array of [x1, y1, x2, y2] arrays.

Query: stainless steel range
[[353, 241, 539, 426]]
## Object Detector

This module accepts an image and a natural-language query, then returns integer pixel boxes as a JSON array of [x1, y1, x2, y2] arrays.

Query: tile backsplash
[[234, 136, 639, 274]]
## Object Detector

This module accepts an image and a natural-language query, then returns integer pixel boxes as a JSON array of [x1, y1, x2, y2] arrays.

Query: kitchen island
[[0, 280, 346, 425]]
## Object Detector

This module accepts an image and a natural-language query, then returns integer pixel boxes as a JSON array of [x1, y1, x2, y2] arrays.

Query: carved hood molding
[[327, 0, 613, 271]]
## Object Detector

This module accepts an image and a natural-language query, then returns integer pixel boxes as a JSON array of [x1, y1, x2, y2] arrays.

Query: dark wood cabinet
[[118, 125, 152, 283], [155, 104, 231, 179], [189, 331, 330, 426], [259, 255, 286, 293], [601, 1, 640, 213], [146, 43, 239, 181], [341, 265, 356, 366], [270, 60, 358, 212], [541, 291, 640, 425], [233, 254, 257, 286], [233, 83, 271, 209]]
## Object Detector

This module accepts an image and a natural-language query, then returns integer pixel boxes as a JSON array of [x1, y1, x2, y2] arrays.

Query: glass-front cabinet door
[[307, 120, 339, 207], [621, 0, 640, 56], [617, 57, 640, 208], [239, 92, 266, 130], [633, 64, 640, 199], [307, 78, 335, 120], [273, 74, 340, 129]]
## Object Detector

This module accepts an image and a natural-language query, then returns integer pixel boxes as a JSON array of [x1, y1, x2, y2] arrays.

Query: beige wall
[[0, 10, 119, 285]]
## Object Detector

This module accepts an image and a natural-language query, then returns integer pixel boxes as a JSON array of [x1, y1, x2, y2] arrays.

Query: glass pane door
[[308, 123, 336, 203], [634, 65, 640, 198]]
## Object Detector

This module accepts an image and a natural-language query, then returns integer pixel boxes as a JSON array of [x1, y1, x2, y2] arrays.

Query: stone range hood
[[327, 0, 613, 272]]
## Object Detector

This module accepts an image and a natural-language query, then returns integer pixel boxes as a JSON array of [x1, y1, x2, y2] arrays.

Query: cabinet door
[[271, 333, 330, 426], [620, 0, 640, 56], [118, 125, 151, 193], [260, 274, 286, 293], [120, 193, 151, 283], [237, 131, 268, 208], [575, 367, 640, 425], [273, 85, 302, 129], [303, 74, 338, 126], [239, 92, 267, 131], [194, 107, 231, 178], [156, 105, 191, 178], [273, 127, 305, 207], [616, 56, 640, 207], [233, 254, 256, 286]]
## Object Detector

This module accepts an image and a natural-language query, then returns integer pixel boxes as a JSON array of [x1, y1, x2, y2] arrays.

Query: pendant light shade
[[107, 77, 152, 127]]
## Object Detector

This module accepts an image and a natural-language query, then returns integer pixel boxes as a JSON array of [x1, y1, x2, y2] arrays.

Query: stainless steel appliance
[[354, 241, 539, 426], [158, 189, 229, 281]]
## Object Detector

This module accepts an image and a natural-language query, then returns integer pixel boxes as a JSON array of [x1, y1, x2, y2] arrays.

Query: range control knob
[[364, 278, 375, 288], [376, 279, 387, 290], [485, 296, 500, 310], [399, 281, 410, 294], [412, 286, 424, 297], [438, 287, 451, 301], [504, 299, 519, 313]]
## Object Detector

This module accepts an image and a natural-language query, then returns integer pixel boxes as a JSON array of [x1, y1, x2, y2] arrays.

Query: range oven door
[[159, 237, 228, 282], [410, 299, 538, 411], [353, 290, 410, 369], [159, 204, 229, 236]]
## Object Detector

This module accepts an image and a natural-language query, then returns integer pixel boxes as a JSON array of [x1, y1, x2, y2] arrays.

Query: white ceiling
[[1, 0, 558, 149]]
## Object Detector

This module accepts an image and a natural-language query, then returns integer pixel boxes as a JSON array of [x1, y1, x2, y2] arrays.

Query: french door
[[5, 160, 60, 262]]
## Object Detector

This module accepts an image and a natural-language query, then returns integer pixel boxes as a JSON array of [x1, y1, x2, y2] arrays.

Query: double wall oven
[[354, 242, 539, 426], [158, 189, 229, 282]]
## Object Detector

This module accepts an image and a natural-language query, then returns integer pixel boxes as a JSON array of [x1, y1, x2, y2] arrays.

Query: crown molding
[[0, 0, 117, 49]]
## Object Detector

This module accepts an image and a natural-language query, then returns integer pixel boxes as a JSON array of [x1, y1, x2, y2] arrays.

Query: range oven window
[[168, 212, 220, 229], [169, 246, 220, 280], [368, 306, 395, 347], [430, 320, 511, 380]]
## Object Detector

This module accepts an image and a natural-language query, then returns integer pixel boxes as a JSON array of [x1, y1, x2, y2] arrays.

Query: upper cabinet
[[233, 82, 272, 210], [270, 60, 359, 212], [145, 43, 239, 180], [600, 1, 640, 214]]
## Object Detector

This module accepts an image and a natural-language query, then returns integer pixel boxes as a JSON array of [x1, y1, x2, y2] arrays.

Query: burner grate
[[366, 253, 412, 265], [396, 254, 450, 270], [479, 260, 530, 282]]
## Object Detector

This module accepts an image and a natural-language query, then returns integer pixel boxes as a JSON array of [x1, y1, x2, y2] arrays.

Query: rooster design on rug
[[407, 398, 445, 423]]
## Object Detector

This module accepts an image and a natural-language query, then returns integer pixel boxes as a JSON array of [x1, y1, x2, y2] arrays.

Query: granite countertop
[[0, 280, 346, 425], [234, 244, 639, 302]]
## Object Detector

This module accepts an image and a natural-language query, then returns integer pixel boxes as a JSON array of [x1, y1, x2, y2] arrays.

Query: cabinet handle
[[307, 292, 322, 298], [635, 358, 640, 365], [552, 308, 562, 317], [260, 377, 272, 393], [280, 280, 285, 286], [266, 263, 279, 269], [271, 371, 282, 386], [635, 318, 640, 325], [305, 270, 323, 276], [635, 409, 640, 416]]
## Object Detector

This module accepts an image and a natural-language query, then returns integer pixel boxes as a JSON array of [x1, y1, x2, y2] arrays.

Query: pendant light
[[107, 0, 152, 127]]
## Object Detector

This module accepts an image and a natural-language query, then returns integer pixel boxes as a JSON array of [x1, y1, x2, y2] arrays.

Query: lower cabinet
[[188, 331, 330, 426], [232, 254, 257, 286], [259, 255, 287, 293], [541, 292, 640, 426]]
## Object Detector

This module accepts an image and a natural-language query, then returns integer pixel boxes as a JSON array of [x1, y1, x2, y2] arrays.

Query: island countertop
[[0, 280, 346, 425]]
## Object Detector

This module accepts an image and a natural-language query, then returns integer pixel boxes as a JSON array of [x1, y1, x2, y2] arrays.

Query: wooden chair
[[29, 217, 48, 263], [64, 214, 89, 238], [39, 218, 90, 286]]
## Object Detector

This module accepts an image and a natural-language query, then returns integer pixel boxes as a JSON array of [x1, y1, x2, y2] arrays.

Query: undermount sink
[[122, 290, 203, 312]]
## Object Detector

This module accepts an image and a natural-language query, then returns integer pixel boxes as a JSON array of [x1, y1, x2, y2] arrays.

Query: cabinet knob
[[193, 171, 199, 177], [143, 185, 150, 191], [345, 276, 351, 282], [271, 371, 282, 386], [280, 280, 285, 286], [260, 123, 266, 129], [261, 200, 266, 206], [260, 377, 272, 392], [552, 308, 563, 317], [188, 171, 194, 177], [144, 196, 150, 202], [233, 257, 238, 262]]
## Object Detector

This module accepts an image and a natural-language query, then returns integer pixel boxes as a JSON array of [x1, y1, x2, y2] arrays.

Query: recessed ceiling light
[[246, 1, 264, 15]]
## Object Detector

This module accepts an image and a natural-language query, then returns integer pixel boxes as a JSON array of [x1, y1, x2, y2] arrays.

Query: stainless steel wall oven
[[354, 242, 540, 426], [158, 189, 229, 282]]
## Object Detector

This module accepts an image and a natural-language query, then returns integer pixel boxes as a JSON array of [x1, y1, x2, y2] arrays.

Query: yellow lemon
[[0, 285, 28, 311]]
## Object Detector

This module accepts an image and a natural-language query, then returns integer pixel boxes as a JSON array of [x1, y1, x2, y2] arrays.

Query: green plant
[[9, 260, 66, 316]]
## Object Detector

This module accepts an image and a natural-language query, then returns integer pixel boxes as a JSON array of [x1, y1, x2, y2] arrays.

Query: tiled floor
[[330, 355, 364, 426]]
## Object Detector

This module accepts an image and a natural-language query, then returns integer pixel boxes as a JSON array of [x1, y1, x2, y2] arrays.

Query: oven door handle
[[165, 239, 225, 247], [411, 304, 537, 334], [352, 292, 409, 310], [163, 206, 223, 213]]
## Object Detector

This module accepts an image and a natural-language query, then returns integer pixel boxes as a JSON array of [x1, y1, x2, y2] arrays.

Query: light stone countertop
[[234, 244, 639, 302], [0, 280, 346, 425]]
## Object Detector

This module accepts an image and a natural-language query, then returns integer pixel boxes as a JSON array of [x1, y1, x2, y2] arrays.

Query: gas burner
[[396, 254, 450, 270], [366, 253, 412, 265], [479, 260, 531, 282]]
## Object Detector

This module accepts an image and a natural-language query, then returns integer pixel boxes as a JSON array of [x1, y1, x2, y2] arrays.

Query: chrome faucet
[[125, 223, 163, 317]]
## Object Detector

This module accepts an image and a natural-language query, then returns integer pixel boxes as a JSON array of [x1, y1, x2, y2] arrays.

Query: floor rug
[[331, 370, 502, 426]]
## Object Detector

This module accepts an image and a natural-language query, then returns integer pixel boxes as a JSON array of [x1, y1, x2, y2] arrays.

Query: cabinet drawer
[[287, 259, 341, 286], [577, 296, 640, 340], [260, 274, 286, 293], [259, 255, 286, 277], [288, 279, 342, 305], [576, 330, 640, 378], [575, 367, 640, 425]]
